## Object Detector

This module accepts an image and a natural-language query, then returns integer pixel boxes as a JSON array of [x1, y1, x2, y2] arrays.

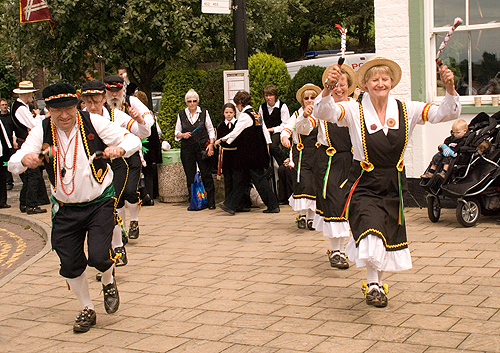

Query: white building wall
[[374, 0, 472, 178]]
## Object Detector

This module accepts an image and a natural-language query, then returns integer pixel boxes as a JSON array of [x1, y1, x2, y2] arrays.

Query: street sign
[[201, 0, 231, 14]]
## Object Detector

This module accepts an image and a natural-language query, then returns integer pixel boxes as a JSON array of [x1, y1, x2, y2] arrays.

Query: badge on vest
[[97, 169, 103, 179], [386, 118, 396, 127]]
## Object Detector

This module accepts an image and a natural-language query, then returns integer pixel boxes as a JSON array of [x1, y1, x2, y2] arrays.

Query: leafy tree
[[286, 65, 324, 112], [0, 51, 17, 100]]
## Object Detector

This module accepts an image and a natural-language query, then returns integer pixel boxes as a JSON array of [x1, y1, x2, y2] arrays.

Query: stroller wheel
[[456, 198, 481, 227], [427, 195, 441, 222]]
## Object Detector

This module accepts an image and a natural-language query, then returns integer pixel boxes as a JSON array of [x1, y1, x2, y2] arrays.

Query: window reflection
[[470, 0, 500, 25], [434, 0, 465, 27], [436, 28, 500, 96]]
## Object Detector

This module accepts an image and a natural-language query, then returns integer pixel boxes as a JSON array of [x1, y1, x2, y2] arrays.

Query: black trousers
[[181, 143, 215, 208], [278, 164, 293, 203], [51, 197, 115, 278], [19, 166, 43, 208], [0, 165, 7, 205], [269, 133, 287, 166], [123, 152, 141, 204], [111, 158, 128, 209], [142, 162, 158, 199], [224, 167, 279, 211]]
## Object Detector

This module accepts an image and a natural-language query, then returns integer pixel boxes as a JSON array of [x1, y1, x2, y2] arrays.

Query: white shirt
[[0, 120, 12, 157], [222, 106, 272, 145], [97, 107, 151, 139], [258, 99, 290, 134], [313, 92, 461, 162], [8, 113, 141, 203], [13, 98, 43, 130], [127, 96, 155, 131], [295, 98, 355, 146], [174, 106, 216, 141]]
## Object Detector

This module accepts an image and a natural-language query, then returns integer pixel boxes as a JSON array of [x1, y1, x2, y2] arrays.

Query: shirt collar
[[267, 100, 280, 109], [225, 118, 236, 125], [362, 93, 399, 135]]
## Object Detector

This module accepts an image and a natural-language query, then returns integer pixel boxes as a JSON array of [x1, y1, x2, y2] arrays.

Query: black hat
[[81, 80, 106, 95], [42, 83, 79, 108], [104, 75, 125, 92]]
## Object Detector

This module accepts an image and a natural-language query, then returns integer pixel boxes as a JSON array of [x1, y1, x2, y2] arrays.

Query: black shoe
[[364, 283, 388, 307], [307, 220, 315, 230], [208, 205, 216, 210], [26, 206, 47, 215], [235, 207, 251, 212], [0, 204, 11, 209], [263, 207, 280, 213], [142, 199, 154, 206], [103, 279, 119, 314], [219, 203, 235, 215], [6, 184, 13, 191], [279, 200, 288, 205], [121, 228, 128, 245], [73, 307, 96, 333], [297, 216, 306, 229], [327, 250, 349, 269], [19, 205, 27, 213], [128, 221, 139, 239], [114, 246, 128, 267]]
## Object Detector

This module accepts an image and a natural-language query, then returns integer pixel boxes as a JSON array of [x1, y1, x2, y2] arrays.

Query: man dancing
[[8, 83, 141, 332]]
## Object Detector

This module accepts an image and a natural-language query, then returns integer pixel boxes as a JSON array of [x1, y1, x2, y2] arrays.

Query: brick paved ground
[[0, 202, 499, 353]]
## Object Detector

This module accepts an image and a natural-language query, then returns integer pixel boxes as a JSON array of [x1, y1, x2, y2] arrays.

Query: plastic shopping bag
[[188, 172, 208, 210]]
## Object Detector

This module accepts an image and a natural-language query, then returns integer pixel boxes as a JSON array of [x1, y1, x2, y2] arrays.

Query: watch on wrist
[[324, 79, 335, 91]]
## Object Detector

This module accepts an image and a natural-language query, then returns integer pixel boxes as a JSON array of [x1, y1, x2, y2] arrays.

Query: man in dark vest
[[105, 75, 155, 240], [0, 98, 15, 190], [8, 83, 141, 333], [215, 90, 280, 215], [10, 81, 46, 214], [258, 84, 290, 202]]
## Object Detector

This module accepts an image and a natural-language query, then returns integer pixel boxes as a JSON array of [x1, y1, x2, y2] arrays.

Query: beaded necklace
[[52, 113, 80, 195]]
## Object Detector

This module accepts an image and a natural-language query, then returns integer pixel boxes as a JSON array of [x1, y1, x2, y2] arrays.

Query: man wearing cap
[[104, 75, 155, 240], [11, 81, 47, 214], [80, 80, 150, 267], [8, 82, 141, 332]]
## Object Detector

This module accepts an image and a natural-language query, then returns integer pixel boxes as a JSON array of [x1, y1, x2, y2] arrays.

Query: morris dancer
[[8, 83, 141, 332], [315, 56, 460, 307], [281, 84, 321, 230], [81, 80, 151, 267], [296, 65, 356, 270], [104, 75, 155, 240]]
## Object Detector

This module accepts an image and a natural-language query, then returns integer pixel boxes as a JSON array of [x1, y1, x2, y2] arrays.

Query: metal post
[[233, 0, 248, 70]]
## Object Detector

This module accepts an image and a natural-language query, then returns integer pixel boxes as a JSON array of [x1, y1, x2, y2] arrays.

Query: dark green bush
[[157, 70, 206, 148], [248, 53, 291, 109], [198, 64, 233, 128], [287, 65, 325, 113]]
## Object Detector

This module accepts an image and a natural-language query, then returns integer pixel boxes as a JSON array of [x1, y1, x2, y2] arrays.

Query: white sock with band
[[126, 201, 139, 222], [67, 272, 94, 310]]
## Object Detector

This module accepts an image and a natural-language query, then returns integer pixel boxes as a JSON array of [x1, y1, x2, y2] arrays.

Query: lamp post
[[233, 0, 248, 70]]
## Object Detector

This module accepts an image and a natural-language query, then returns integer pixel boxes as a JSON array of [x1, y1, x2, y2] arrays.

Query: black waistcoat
[[260, 101, 283, 129], [42, 111, 109, 191], [179, 109, 209, 148], [233, 108, 269, 170], [11, 100, 29, 141]]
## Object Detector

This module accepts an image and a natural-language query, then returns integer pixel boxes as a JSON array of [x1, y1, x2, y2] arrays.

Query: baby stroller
[[420, 111, 500, 227]]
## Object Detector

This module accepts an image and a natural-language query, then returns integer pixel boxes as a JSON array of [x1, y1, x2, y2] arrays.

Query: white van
[[286, 51, 375, 78]]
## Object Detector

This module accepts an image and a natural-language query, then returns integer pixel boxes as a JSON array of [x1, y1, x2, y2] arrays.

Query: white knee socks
[[126, 201, 139, 222], [328, 237, 345, 252], [101, 265, 115, 286], [112, 225, 123, 248], [67, 272, 94, 310]]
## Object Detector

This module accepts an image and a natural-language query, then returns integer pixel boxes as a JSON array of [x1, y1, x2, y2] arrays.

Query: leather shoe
[[103, 279, 119, 313], [19, 205, 27, 213], [26, 206, 47, 215], [73, 307, 96, 333], [263, 207, 280, 213], [114, 246, 128, 266], [219, 203, 235, 215], [235, 207, 251, 212], [208, 205, 216, 210], [0, 204, 11, 209], [128, 221, 139, 239]]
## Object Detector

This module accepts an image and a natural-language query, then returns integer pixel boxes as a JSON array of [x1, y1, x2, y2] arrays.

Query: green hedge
[[286, 65, 325, 113], [198, 64, 233, 128], [157, 70, 206, 148], [248, 53, 291, 109]]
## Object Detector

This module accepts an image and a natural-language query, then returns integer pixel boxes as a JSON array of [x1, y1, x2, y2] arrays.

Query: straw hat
[[296, 83, 322, 104], [13, 81, 37, 94], [322, 64, 357, 95], [355, 55, 402, 89]]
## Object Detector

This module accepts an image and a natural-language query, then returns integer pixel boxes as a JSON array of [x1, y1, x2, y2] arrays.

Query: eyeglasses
[[303, 96, 316, 100], [187, 100, 197, 103]]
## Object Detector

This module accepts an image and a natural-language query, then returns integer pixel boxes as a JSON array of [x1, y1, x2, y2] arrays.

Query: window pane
[[470, 0, 500, 25], [471, 28, 500, 95], [435, 32, 468, 96], [434, 0, 465, 27]]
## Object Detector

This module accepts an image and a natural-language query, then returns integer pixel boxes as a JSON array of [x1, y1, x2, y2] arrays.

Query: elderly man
[[104, 75, 154, 240], [80, 80, 150, 267], [8, 83, 141, 333], [10, 81, 47, 214]]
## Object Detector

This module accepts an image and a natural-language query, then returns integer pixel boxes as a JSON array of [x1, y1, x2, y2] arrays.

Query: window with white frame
[[427, 0, 500, 103]]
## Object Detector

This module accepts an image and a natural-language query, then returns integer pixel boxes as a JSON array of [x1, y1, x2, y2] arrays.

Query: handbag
[[188, 172, 208, 210]]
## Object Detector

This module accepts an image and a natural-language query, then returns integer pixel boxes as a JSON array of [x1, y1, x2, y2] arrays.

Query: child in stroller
[[421, 119, 468, 179]]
